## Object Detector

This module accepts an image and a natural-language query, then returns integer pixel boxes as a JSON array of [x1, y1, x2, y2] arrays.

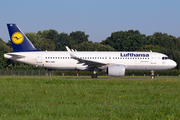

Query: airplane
[[4, 24, 177, 78]]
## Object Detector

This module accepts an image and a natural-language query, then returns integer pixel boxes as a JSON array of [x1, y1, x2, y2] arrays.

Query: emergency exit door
[[37, 54, 42, 63], [151, 54, 156, 64]]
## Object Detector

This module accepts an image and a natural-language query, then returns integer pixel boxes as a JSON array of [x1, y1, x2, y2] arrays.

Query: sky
[[0, 0, 180, 43]]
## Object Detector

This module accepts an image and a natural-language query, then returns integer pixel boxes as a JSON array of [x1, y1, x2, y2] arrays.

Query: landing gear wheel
[[151, 75, 155, 79], [91, 74, 97, 78]]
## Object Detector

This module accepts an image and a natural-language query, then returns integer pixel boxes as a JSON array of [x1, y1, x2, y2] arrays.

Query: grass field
[[0, 76, 180, 120]]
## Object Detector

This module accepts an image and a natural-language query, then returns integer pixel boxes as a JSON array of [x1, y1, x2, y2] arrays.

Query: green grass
[[0, 76, 180, 120]]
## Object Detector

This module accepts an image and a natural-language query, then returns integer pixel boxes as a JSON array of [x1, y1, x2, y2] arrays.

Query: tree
[[147, 32, 178, 50], [54, 33, 70, 51], [175, 37, 180, 50], [0, 38, 12, 70], [40, 38, 55, 51], [42, 29, 59, 42], [6, 40, 13, 51], [55, 31, 90, 51], [139, 45, 165, 52], [101, 30, 147, 51], [25, 32, 41, 49], [25, 32, 55, 51], [72, 41, 115, 51], [69, 31, 89, 45]]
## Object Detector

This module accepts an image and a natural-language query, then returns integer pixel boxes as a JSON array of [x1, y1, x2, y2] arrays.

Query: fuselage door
[[151, 54, 156, 64], [37, 54, 42, 63]]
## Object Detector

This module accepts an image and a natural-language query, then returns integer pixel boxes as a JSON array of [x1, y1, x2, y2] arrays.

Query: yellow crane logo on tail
[[12, 32, 24, 44]]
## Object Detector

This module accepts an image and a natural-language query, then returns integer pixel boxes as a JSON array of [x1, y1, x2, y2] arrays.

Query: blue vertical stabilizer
[[7, 24, 40, 52]]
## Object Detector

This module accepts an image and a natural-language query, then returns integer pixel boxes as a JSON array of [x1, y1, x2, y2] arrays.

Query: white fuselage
[[4, 51, 177, 71]]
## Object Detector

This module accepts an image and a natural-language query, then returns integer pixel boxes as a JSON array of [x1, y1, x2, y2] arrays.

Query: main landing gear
[[91, 74, 97, 78], [151, 70, 155, 79], [91, 68, 99, 78]]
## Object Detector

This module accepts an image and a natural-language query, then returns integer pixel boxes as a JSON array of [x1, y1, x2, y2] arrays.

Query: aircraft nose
[[172, 60, 177, 68]]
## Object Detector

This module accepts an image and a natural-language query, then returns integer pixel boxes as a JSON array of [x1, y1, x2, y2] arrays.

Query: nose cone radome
[[171, 60, 177, 68], [170, 60, 177, 68]]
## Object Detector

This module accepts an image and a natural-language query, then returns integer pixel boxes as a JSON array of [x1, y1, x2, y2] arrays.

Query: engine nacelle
[[107, 64, 125, 76]]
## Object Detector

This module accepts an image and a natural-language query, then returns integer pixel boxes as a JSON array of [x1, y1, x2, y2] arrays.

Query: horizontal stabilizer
[[4, 53, 25, 58]]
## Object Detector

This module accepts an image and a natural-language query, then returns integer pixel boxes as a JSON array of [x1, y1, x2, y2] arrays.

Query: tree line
[[0, 29, 180, 71]]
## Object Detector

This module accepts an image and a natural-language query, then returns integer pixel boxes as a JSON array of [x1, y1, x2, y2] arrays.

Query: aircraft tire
[[91, 74, 97, 78], [151, 75, 155, 79]]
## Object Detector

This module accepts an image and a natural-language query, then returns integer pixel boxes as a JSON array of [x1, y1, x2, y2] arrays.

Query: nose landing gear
[[151, 70, 155, 79]]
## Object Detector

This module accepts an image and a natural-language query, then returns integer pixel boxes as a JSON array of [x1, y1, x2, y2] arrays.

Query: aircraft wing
[[66, 46, 107, 67]]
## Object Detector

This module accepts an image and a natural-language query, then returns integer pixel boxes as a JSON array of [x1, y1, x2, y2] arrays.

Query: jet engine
[[107, 64, 125, 76]]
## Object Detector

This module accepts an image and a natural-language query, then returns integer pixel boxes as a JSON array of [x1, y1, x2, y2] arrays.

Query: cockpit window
[[162, 57, 170, 60]]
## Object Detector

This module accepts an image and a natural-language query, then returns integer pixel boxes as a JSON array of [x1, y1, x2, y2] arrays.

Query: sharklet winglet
[[65, 46, 76, 58]]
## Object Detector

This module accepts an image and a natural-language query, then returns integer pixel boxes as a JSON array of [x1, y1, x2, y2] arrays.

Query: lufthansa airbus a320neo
[[4, 24, 177, 78]]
